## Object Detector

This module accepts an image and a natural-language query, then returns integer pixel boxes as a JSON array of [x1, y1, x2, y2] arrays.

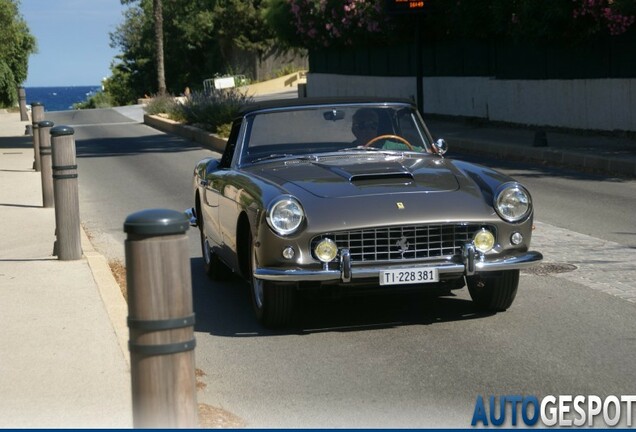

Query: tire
[[198, 205, 227, 281], [247, 231, 295, 328], [467, 270, 519, 311]]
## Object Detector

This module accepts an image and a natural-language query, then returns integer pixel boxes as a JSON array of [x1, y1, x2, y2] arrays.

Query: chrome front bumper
[[255, 246, 543, 283]]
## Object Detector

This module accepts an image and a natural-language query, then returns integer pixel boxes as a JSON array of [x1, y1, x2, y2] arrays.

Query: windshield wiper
[[252, 153, 294, 163], [338, 146, 384, 152]]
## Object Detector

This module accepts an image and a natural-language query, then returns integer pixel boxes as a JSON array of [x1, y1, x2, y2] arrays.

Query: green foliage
[[102, 61, 142, 106], [174, 89, 252, 133], [107, 0, 277, 104], [0, 0, 37, 107], [277, 0, 392, 49], [144, 92, 178, 115], [262, 0, 298, 49], [266, 0, 635, 49], [144, 89, 252, 135], [73, 90, 113, 110], [0, 62, 17, 107]]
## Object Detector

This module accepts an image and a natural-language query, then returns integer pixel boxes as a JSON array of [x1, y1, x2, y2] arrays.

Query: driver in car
[[351, 108, 380, 147], [351, 108, 420, 151]]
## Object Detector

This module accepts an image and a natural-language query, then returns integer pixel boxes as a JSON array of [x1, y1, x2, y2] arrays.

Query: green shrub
[[144, 89, 251, 136], [73, 90, 113, 110], [175, 89, 252, 134], [144, 93, 179, 116]]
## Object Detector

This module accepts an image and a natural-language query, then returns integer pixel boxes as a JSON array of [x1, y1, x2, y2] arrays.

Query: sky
[[19, 0, 127, 87]]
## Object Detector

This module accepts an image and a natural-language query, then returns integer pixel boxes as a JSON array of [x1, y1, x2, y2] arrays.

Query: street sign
[[386, 0, 426, 14]]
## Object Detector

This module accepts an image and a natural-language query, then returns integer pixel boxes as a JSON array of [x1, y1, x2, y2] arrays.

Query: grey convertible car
[[187, 97, 542, 327]]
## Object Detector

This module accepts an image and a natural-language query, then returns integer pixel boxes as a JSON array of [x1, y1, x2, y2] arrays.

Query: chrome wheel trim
[[251, 248, 264, 309], [203, 238, 212, 264]]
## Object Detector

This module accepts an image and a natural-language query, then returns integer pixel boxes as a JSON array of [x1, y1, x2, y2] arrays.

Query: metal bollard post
[[51, 126, 82, 260], [18, 87, 29, 121], [31, 102, 44, 171], [38, 121, 55, 208], [31, 122, 40, 168], [124, 209, 198, 428]]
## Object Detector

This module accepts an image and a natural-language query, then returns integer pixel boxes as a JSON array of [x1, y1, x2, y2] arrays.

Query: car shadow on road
[[190, 258, 495, 338], [73, 134, 205, 158]]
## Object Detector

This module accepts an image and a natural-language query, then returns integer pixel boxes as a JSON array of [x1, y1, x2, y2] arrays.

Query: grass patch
[[108, 259, 127, 301]]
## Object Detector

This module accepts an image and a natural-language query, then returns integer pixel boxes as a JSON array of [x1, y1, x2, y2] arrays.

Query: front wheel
[[248, 232, 295, 328], [467, 270, 519, 311]]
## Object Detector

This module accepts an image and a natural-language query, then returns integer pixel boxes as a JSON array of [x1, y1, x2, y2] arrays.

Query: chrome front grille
[[311, 224, 492, 263]]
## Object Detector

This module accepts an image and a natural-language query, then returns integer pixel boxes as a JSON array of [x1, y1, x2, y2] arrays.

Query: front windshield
[[240, 104, 431, 164]]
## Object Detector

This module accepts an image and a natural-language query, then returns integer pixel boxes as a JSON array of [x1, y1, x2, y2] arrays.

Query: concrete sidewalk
[[0, 111, 132, 428]]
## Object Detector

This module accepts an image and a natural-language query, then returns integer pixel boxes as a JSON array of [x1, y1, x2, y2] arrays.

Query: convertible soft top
[[238, 96, 416, 116]]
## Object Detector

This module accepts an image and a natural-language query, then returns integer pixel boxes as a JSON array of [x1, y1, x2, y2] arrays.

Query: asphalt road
[[46, 107, 636, 428]]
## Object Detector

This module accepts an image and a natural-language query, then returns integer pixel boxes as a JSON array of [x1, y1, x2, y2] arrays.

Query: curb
[[143, 114, 226, 153], [80, 226, 130, 367]]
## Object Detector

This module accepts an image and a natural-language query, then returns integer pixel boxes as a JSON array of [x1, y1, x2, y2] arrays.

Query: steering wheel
[[364, 134, 414, 151]]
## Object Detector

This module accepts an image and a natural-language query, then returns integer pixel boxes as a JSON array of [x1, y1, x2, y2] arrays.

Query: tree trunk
[[153, 0, 166, 95]]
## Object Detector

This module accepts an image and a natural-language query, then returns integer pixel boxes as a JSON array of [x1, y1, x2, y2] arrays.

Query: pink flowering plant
[[265, 0, 635, 50], [572, 0, 635, 35], [287, 0, 390, 48]]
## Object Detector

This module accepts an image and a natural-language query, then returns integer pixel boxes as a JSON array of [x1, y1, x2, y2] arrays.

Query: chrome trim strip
[[254, 250, 543, 282], [475, 251, 543, 272]]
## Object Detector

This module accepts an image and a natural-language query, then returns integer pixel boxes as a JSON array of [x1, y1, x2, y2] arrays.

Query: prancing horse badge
[[396, 202, 405, 210]]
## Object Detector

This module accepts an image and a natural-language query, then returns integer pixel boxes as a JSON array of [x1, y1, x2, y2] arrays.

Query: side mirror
[[433, 138, 448, 156]]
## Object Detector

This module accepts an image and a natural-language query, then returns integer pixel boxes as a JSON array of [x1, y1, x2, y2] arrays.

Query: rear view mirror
[[323, 109, 345, 121]]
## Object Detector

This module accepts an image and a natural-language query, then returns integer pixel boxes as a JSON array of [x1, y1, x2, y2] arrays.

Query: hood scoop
[[350, 171, 414, 186], [320, 161, 414, 184]]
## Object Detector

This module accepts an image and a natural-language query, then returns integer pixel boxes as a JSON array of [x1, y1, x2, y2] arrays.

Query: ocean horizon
[[24, 85, 101, 112]]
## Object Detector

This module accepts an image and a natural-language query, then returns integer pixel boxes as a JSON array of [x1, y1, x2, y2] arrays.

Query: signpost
[[386, 0, 427, 114]]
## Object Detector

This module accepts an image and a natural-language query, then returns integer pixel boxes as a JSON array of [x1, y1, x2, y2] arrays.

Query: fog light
[[314, 238, 338, 263], [282, 246, 295, 260], [511, 232, 523, 245], [473, 229, 495, 253]]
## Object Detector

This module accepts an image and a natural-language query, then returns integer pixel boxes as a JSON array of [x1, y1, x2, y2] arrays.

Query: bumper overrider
[[254, 245, 543, 283]]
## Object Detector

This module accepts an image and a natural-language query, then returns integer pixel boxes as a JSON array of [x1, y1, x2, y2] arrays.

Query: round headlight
[[314, 238, 338, 263], [473, 229, 495, 253], [266, 196, 304, 236], [495, 184, 532, 222]]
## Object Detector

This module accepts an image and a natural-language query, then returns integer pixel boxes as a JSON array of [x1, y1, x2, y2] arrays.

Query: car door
[[201, 119, 242, 252]]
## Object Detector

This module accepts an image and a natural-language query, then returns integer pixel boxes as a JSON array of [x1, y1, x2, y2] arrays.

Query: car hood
[[250, 154, 460, 198]]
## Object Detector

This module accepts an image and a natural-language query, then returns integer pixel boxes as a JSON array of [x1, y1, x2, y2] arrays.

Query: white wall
[[307, 73, 636, 132]]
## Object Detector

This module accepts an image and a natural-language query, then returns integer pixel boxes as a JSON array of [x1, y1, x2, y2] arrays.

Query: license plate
[[379, 267, 439, 286]]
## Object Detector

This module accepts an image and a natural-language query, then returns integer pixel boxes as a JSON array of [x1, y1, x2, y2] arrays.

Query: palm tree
[[153, 0, 166, 95]]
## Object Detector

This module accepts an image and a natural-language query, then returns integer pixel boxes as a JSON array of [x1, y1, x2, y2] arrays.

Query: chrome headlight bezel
[[494, 183, 532, 223], [266, 196, 305, 236]]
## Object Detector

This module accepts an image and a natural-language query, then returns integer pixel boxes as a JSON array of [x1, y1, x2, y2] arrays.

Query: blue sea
[[24, 85, 101, 112]]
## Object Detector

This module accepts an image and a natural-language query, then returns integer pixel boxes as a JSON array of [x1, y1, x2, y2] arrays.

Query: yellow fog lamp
[[473, 229, 495, 253], [314, 238, 338, 263]]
